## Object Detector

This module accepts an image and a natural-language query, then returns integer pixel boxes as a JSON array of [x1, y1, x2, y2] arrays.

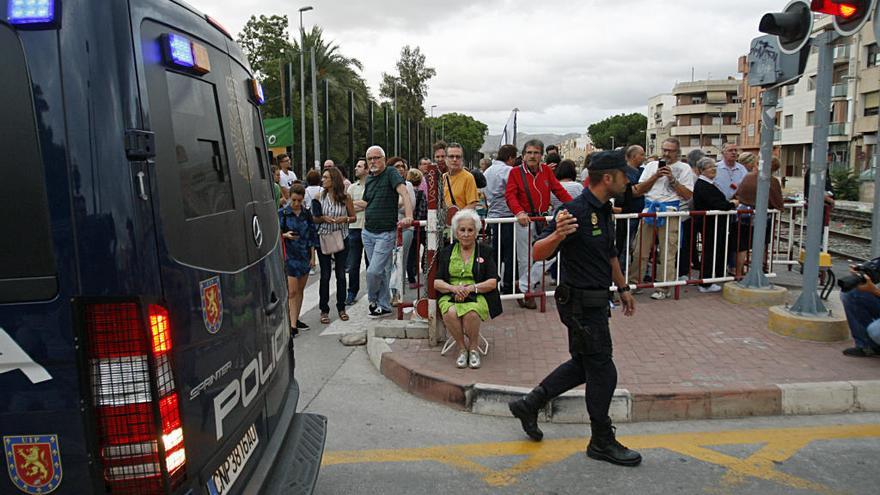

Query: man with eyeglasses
[[442, 143, 479, 211], [362, 146, 414, 318], [505, 139, 573, 309], [628, 138, 695, 300]]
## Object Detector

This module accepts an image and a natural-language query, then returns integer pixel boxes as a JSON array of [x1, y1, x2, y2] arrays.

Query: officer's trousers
[[539, 299, 617, 424]]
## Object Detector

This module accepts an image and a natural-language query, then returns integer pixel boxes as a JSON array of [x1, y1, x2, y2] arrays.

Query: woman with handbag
[[312, 167, 356, 324], [435, 209, 502, 369]]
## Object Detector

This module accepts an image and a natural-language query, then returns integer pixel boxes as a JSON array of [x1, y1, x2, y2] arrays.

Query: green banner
[[263, 117, 293, 148]]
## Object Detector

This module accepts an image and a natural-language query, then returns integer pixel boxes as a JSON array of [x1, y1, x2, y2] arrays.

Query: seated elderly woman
[[435, 209, 502, 369]]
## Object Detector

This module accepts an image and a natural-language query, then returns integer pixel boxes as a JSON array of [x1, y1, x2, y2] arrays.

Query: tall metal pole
[[323, 78, 330, 162], [393, 84, 399, 156], [873, 117, 880, 258], [348, 89, 355, 174], [741, 87, 778, 288], [368, 101, 374, 146], [407, 118, 412, 164], [416, 120, 420, 161], [383, 105, 389, 152], [310, 46, 320, 170], [288, 62, 296, 163], [298, 16, 307, 176], [790, 30, 835, 315]]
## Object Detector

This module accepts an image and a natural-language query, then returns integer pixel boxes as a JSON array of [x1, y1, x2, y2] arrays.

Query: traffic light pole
[[790, 30, 835, 315], [741, 86, 779, 288]]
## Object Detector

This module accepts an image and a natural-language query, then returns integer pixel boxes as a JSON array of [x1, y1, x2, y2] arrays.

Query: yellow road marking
[[323, 424, 880, 491]]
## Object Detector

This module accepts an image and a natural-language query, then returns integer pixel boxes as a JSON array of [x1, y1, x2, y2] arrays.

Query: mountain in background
[[479, 132, 581, 156]]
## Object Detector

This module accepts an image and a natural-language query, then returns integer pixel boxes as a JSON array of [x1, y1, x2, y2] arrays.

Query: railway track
[[776, 217, 871, 261]]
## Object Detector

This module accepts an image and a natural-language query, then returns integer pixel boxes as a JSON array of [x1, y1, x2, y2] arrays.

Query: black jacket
[[436, 242, 503, 319], [693, 179, 735, 234]]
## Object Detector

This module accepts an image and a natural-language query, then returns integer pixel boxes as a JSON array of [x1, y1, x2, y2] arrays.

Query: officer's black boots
[[586, 419, 642, 466], [508, 385, 548, 441]]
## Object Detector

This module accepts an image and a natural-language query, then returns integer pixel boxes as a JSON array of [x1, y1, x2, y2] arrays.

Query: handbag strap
[[520, 166, 538, 216], [445, 174, 458, 208]]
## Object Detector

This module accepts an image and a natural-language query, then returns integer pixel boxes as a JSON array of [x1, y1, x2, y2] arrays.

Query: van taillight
[[84, 302, 186, 494]]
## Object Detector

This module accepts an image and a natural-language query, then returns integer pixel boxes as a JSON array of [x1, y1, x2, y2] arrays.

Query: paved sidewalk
[[368, 285, 880, 423]]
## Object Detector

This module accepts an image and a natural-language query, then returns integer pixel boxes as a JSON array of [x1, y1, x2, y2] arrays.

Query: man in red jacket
[[505, 139, 573, 308]]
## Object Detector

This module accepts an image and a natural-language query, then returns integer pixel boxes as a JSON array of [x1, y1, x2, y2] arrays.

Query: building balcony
[[833, 45, 851, 63], [828, 122, 849, 136], [672, 103, 740, 116], [670, 124, 741, 137], [831, 83, 848, 99]]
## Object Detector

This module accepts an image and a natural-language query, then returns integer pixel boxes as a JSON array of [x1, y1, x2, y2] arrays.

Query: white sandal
[[456, 349, 468, 369]]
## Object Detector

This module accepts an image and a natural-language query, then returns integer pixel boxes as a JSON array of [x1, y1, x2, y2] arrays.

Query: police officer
[[508, 150, 641, 466]]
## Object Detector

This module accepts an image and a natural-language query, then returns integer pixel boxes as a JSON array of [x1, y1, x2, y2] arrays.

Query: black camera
[[838, 257, 880, 293]]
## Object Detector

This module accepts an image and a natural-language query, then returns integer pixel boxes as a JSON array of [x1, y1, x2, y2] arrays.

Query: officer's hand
[[554, 211, 578, 239], [621, 291, 636, 316], [516, 212, 530, 226]]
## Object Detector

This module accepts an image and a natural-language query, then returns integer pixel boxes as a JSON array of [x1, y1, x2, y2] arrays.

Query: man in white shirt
[[713, 143, 747, 200], [483, 144, 518, 293], [628, 138, 696, 300], [346, 158, 368, 305], [277, 153, 297, 193]]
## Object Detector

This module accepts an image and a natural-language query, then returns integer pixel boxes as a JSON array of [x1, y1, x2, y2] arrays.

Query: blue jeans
[[840, 289, 880, 350], [362, 229, 395, 311], [347, 229, 365, 300]]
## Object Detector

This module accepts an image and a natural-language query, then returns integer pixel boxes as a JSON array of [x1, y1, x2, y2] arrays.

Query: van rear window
[[166, 72, 234, 219], [0, 22, 57, 303]]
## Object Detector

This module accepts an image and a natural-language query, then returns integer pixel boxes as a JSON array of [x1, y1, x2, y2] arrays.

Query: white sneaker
[[698, 284, 723, 293], [468, 350, 481, 369], [650, 290, 668, 300], [456, 350, 468, 369]]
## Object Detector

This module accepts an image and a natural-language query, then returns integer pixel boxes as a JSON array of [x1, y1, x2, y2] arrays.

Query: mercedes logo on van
[[252, 216, 263, 248]]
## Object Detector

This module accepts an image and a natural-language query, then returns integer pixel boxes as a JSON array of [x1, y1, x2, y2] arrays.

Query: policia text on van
[[0, 1, 326, 494]]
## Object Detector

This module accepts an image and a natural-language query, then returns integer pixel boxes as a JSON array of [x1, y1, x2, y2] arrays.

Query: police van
[[0, 0, 326, 494]]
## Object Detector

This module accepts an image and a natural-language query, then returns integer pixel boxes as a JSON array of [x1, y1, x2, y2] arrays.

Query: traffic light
[[810, 0, 878, 36], [759, 0, 814, 55]]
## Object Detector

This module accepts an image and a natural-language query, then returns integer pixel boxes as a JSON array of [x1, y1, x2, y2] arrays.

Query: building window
[[808, 76, 816, 91], [692, 96, 704, 104], [750, 98, 756, 108], [784, 114, 794, 129], [865, 91, 879, 117], [711, 137, 722, 147], [690, 137, 701, 147], [690, 117, 701, 126], [785, 85, 795, 96], [806, 111, 815, 126], [747, 123, 755, 137], [868, 44, 879, 68]]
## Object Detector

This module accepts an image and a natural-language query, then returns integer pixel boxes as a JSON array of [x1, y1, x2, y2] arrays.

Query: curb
[[365, 329, 880, 423]]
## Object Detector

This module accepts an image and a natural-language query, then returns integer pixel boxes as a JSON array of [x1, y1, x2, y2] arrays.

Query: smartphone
[[658, 160, 667, 169]]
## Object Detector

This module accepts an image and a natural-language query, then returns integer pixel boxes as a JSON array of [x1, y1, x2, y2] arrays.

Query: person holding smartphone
[[628, 138, 696, 300], [279, 184, 318, 335]]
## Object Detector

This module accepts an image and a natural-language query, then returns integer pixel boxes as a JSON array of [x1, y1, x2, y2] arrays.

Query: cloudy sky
[[188, 0, 775, 134]]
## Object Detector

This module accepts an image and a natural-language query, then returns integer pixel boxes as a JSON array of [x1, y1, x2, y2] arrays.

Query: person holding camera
[[840, 259, 880, 357]]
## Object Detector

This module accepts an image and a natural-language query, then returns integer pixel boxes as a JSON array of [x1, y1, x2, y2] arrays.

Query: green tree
[[587, 113, 648, 150], [424, 113, 488, 166], [237, 14, 291, 118], [379, 46, 436, 120]]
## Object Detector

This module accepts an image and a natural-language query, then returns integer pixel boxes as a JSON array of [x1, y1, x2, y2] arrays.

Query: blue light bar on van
[[7, 0, 55, 25], [165, 33, 195, 68], [250, 79, 265, 105]]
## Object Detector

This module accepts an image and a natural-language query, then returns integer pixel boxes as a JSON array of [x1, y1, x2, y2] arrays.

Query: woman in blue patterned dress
[[279, 183, 318, 336]]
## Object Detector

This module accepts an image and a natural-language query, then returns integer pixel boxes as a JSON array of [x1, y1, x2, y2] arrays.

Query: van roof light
[[7, 0, 55, 25], [250, 79, 265, 106]]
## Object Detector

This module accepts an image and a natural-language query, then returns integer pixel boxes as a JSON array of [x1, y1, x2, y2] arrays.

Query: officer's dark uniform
[[508, 151, 641, 466], [536, 185, 618, 424]]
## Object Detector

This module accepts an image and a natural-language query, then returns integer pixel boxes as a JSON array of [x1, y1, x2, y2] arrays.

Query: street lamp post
[[431, 105, 436, 118], [298, 6, 312, 176]]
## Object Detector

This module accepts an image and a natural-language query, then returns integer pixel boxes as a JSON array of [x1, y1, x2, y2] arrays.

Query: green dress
[[438, 243, 490, 321]]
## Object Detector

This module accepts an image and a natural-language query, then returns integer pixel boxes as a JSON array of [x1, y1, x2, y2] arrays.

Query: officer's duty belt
[[556, 284, 609, 308]]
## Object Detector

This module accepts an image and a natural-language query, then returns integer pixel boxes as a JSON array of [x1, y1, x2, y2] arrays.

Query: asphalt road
[[289, 297, 880, 495]]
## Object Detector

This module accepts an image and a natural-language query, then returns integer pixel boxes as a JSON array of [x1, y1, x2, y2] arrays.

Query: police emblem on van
[[200, 276, 223, 334], [4, 435, 62, 494]]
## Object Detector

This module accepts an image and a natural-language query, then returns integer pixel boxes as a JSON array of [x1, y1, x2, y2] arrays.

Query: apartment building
[[646, 93, 676, 157], [737, 55, 766, 157], [670, 78, 742, 159], [557, 134, 594, 164], [772, 15, 879, 183]]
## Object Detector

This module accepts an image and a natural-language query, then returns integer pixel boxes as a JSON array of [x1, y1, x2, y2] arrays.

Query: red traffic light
[[810, 0, 877, 36], [810, 0, 858, 17]]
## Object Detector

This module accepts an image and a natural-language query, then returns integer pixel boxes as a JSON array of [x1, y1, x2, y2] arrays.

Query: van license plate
[[206, 424, 259, 495]]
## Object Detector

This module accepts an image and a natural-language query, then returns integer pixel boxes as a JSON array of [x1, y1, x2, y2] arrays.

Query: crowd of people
[[270, 138, 798, 350]]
